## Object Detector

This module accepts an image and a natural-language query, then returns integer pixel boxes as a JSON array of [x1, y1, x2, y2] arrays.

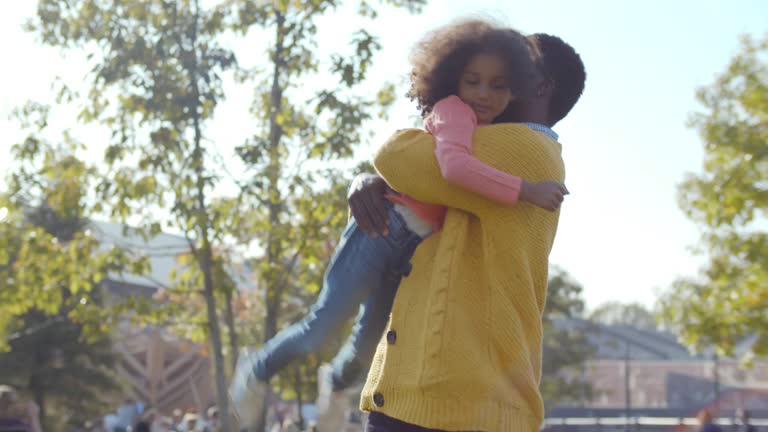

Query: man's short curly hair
[[407, 18, 541, 118], [529, 33, 586, 125]]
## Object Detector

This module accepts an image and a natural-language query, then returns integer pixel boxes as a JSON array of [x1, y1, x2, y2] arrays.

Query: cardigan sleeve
[[428, 96, 523, 205]]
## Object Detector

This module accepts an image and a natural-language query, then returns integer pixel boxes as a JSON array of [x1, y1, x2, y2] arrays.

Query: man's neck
[[516, 101, 551, 126], [499, 98, 552, 127]]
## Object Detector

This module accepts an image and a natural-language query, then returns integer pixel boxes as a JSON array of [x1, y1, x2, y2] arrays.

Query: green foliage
[[541, 268, 593, 407], [225, 1, 424, 416], [659, 34, 768, 359], [590, 301, 658, 330], [30, 1, 241, 428], [27, 1, 425, 429], [0, 102, 146, 351], [0, 313, 124, 432], [0, 103, 132, 429]]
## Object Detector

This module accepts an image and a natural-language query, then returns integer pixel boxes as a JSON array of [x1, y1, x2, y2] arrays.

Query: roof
[[552, 317, 705, 361], [91, 221, 190, 289], [91, 221, 258, 292]]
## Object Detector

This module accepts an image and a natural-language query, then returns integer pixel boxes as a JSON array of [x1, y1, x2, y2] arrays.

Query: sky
[[1, 1, 766, 311]]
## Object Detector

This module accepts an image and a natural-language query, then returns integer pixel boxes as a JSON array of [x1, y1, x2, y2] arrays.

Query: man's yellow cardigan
[[360, 124, 565, 432]]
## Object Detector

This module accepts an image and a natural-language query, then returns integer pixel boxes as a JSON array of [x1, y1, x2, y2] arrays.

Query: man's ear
[[536, 78, 555, 97]]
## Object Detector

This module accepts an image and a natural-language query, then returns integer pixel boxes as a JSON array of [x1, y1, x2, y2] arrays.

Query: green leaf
[[662, 33, 768, 359]]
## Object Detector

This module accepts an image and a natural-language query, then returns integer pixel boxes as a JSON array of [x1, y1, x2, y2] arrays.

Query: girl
[[230, 18, 567, 429]]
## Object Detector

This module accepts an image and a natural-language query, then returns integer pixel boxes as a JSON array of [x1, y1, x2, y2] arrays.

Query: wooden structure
[[113, 324, 213, 414]]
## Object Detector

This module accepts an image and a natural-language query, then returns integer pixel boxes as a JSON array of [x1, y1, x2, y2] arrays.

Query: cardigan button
[[386, 330, 397, 345], [373, 392, 385, 407]]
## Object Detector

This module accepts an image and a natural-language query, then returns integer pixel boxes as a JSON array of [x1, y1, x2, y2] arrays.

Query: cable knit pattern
[[360, 124, 565, 432]]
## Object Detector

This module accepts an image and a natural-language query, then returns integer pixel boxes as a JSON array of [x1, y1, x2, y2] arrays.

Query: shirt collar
[[523, 122, 559, 141]]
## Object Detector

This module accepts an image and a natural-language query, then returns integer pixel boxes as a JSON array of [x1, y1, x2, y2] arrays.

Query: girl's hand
[[520, 180, 569, 212]]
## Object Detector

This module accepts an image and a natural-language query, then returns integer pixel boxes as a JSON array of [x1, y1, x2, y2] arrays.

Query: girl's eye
[[464, 80, 479, 86]]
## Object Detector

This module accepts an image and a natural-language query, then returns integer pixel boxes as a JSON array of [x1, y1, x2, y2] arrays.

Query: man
[[347, 34, 586, 432]]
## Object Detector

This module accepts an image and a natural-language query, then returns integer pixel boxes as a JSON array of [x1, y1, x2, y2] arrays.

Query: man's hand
[[348, 173, 391, 237], [520, 180, 569, 212]]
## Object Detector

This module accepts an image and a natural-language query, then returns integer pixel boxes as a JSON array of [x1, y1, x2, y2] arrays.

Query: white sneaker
[[315, 364, 347, 432], [229, 347, 268, 428]]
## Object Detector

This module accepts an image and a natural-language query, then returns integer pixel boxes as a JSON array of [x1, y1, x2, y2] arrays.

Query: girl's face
[[457, 53, 513, 124]]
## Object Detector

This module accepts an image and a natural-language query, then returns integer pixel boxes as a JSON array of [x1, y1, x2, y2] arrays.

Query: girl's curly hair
[[407, 18, 541, 119]]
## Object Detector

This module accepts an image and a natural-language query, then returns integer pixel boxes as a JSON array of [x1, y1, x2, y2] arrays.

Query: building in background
[[93, 221, 768, 426], [551, 318, 768, 419], [94, 221, 216, 415]]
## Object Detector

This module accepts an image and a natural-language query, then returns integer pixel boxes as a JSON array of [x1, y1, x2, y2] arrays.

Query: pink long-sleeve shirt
[[386, 96, 523, 231]]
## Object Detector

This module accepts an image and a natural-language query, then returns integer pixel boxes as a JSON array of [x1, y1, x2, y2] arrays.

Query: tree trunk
[[201, 275, 232, 432], [188, 2, 232, 430], [257, 8, 287, 432], [29, 371, 46, 431], [294, 364, 305, 430], [224, 288, 239, 374], [195, 141, 233, 432]]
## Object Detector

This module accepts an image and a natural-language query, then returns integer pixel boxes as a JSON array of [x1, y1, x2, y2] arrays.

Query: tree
[[30, 2, 242, 429], [30, 1, 425, 429], [0, 313, 123, 432], [0, 103, 135, 430], [659, 34, 768, 358], [590, 301, 658, 330], [541, 268, 593, 408], [228, 1, 424, 427], [228, 166, 370, 430], [0, 103, 144, 349]]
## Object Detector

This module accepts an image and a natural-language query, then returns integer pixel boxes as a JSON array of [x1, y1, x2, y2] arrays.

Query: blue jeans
[[252, 203, 423, 390]]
